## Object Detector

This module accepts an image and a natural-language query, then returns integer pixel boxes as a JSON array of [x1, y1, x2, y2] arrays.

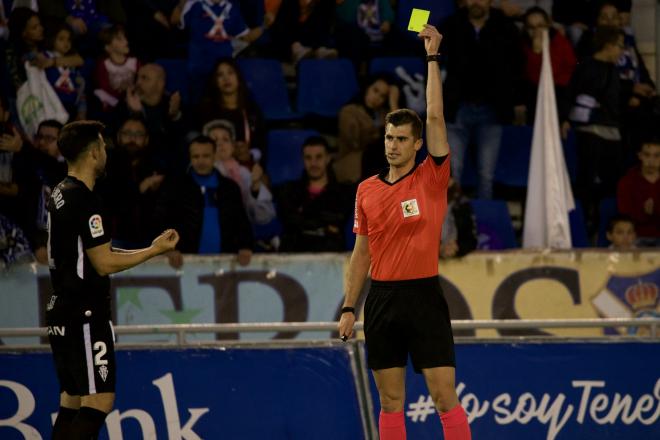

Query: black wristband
[[426, 54, 441, 63], [341, 306, 355, 315]]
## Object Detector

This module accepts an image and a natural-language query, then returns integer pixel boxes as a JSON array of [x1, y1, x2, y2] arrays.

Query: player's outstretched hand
[[418, 23, 442, 55], [152, 229, 180, 253], [338, 311, 356, 342]]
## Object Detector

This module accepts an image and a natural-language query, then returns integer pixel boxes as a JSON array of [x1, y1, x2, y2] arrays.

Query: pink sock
[[439, 404, 471, 440], [379, 410, 406, 440]]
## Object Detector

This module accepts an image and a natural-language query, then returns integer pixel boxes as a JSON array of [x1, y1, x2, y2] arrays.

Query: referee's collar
[[378, 163, 419, 186]]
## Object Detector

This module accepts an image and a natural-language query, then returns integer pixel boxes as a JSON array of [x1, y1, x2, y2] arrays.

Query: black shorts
[[364, 276, 455, 373], [47, 318, 116, 395]]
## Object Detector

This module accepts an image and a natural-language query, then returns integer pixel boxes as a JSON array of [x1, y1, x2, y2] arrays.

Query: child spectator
[[617, 139, 660, 246], [44, 25, 86, 121], [605, 215, 636, 250], [196, 58, 266, 166], [203, 119, 275, 225], [94, 25, 139, 111]]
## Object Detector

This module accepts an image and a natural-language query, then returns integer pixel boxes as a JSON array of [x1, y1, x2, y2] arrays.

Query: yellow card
[[408, 8, 430, 32]]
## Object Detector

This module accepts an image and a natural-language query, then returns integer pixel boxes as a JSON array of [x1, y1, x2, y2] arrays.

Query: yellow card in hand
[[408, 8, 430, 32]]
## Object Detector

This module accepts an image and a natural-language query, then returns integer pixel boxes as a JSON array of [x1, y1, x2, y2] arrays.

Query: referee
[[338, 25, 472, 440], [46, 121, 179, 439]]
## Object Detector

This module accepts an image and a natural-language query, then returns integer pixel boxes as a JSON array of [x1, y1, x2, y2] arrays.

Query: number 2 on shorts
[[93, 341, 108, 366]]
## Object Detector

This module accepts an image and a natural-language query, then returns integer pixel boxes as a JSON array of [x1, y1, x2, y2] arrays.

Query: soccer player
[[46, 121, 179, 439], [338, 25, 472, 440]]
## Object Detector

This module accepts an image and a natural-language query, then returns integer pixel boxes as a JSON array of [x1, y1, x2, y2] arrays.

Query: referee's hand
[[418, 23, 442, 55], [338, 311, 356, 342], [152, 229, 180, 253]]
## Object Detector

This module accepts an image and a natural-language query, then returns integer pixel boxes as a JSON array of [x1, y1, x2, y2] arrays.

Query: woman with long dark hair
[[196, 58, 266, 168], [334, 74, 399, 183]]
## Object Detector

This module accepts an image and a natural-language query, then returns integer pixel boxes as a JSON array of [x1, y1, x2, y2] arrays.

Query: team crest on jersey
[[401, 199, 420, 218], [99, 365, 109, 382], [89, 214, 104, 238]]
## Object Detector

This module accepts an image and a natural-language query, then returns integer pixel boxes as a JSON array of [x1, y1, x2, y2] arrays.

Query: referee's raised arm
[[420, 24, 449, 157]]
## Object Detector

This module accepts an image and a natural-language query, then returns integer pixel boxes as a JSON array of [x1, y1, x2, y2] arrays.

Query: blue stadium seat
[[469, 200, 517, 249], [266, 129, 320, 185], [237, 58, 300, 121], [296, 59, 358, 117], [569, 201, 589, 247], [155, 58, 189, 104], [597, 197, 618, 247], [494, 125, 533, 187], [369, 56, 425, 78]]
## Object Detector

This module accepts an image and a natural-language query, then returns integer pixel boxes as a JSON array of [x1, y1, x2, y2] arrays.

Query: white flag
[[523, 30, 575, 249]]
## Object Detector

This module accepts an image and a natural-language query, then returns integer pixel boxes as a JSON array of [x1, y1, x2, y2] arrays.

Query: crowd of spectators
[[0, 0, 658, 268]]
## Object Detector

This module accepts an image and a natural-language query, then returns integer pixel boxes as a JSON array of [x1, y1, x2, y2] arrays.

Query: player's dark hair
[[606, 214, 634, 233], [386, 109, 423, 140], [302, 135, 330, 153], [58, 120, 105, 162], [188, 135, 216, 151], [38, 119, 64, 132], [593, 26, 624, 52]]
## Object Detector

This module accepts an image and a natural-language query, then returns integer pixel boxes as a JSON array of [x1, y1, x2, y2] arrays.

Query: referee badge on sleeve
[[89, 214, 105, 238], [401, 199, 420, 218]]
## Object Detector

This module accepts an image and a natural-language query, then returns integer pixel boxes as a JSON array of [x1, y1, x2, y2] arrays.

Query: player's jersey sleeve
[[419, 153, 451, 192], [79, 195, 110, 249], [353, 183, 368, 235]]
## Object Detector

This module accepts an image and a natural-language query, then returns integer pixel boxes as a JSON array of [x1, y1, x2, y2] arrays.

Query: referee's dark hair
[[386, 109, 423, 140], [58, 120, 106, 163]]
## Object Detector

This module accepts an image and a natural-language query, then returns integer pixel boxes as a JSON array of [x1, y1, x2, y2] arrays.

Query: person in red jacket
[[617, 139, 660, 246], [521, 6, 577, 127]]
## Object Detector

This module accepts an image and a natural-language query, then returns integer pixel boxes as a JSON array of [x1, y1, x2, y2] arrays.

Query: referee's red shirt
[[354, 154, 450, 281]]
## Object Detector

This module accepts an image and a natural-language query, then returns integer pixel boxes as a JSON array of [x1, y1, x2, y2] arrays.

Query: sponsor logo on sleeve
[[89, 214, 104, 238]]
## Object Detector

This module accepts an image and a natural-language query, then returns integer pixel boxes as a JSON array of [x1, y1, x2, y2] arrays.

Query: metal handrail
[[1, 318, 658, 344]]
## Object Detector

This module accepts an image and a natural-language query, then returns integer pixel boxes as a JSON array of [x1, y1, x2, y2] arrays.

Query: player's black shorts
[[364, 276, 455, 373], [47, 316, 116, 395]]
